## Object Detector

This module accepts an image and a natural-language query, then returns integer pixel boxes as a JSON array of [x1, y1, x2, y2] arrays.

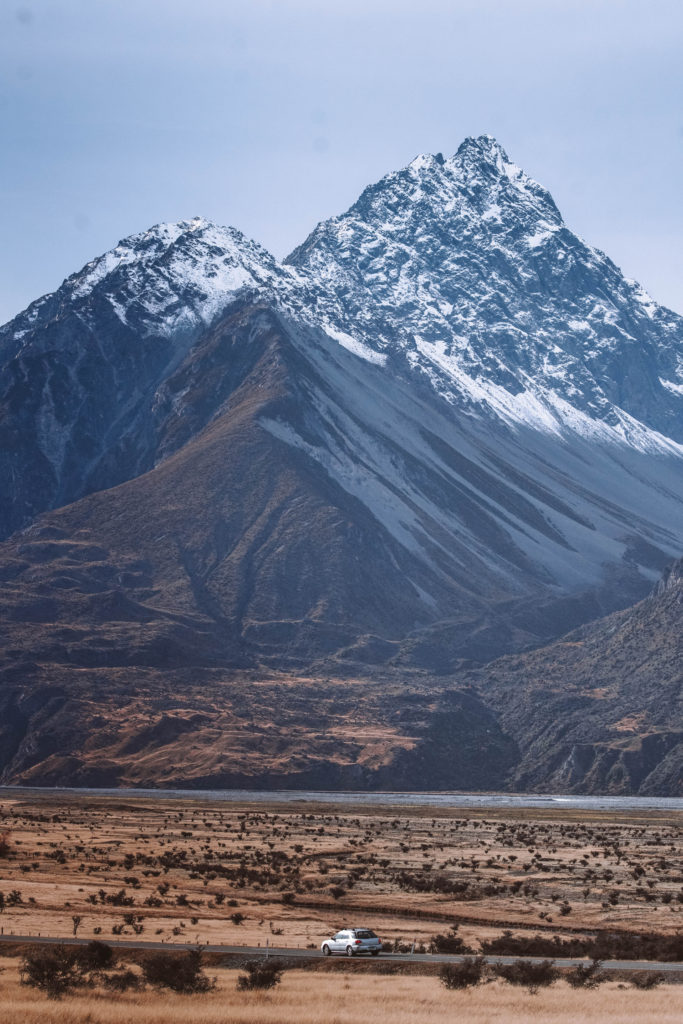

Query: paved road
[[0, 934, 681, 973]]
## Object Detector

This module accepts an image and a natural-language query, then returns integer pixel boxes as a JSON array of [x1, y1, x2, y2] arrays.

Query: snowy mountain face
[[275, 138, 683, 615], [1, 218, 286, 355], [1, 136, 683, 635], [288, 136, 683, 447], [0, 219, 300, 537]]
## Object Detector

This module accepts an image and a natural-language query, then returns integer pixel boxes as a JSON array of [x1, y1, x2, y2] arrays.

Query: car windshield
[[354, 930, 376, 938]]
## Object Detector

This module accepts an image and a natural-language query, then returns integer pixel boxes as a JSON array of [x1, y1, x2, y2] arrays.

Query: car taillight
[[355, 939, 362, 944]]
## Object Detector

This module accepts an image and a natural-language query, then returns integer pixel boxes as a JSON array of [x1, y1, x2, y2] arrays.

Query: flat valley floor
[[0, 793, 681, 1021]]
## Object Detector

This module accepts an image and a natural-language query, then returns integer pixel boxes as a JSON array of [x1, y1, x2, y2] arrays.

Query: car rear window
[[354, 930, 376, 938]]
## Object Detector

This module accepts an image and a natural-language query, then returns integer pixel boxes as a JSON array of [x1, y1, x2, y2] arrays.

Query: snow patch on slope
[[323, 325, 387, 365], [660, 378, 683, 396]]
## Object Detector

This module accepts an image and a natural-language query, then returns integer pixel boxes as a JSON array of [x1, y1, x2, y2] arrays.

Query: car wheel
[[322, 944, 331, 956], [346, 945, 355, 957]]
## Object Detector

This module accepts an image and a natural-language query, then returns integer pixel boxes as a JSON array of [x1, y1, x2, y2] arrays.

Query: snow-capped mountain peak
[[2, 134, 683, 549], [451, 132, 516, 172], [287, 136, 683, 448], [450, 133, 521, 178], [67, 217, 287, 336], [4, 135, 683, 459], [447, 134, 563, 222], [0, 218, 290, 365]]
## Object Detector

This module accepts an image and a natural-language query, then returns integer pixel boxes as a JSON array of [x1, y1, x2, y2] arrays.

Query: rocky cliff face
[[0, 137, 682, 792], [653, 558, 683, 599], [466, 558, 683, 794]]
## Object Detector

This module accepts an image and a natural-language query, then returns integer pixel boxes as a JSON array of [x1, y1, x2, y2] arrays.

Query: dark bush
[[75, 940, 115, 972], [481, 929, 683, 963], [392, 870, 484, 900], [102, 968, 143, 992], [566, 959, 605, 989], [439, 956, 487, 990], [142, 948, 215, 993], [493, 959, 559, 994], [20, 945, 86, 999], [630, 971, 665, 990], [236, 959, 284, 991], [429, 927, 474, 955]]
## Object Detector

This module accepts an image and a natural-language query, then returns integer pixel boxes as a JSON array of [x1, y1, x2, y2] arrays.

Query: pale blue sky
[[1, 0, 682, 324]]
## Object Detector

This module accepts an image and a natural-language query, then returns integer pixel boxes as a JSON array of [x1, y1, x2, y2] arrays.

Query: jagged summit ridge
[[287, 136, 683, 448], [450, 134, 559, 212], [4, 134, 683, 455], [1, 217, 291, 359], [454, 132, 510, 161]]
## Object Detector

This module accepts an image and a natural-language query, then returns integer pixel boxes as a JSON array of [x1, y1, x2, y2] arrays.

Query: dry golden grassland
[[0, 963, 681, 1024], [0, 794, 681, 954]]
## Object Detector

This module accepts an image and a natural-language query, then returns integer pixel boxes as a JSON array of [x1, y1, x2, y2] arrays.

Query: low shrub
[[102, 968, 143, 992], [630, 971, 665, 990], [20, 940, 125, 998], [566, 959, 605, 989], [481, 928, 683, 963], [493, 959, 559, 994], [429, 927, 474, 955], [75, 940, 115, 972], [20, 946, 86, 1000], [439, 956, 487, 990], [142, 948, 215, 993], [392, 939, 411, 953], [236, 959, 284, 991]]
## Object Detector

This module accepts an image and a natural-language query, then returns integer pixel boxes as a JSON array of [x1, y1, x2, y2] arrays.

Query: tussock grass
[[0, 965, 681, 1024]]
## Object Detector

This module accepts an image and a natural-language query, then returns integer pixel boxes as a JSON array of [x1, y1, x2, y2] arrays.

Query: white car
[[321, 928, 382, 957]]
